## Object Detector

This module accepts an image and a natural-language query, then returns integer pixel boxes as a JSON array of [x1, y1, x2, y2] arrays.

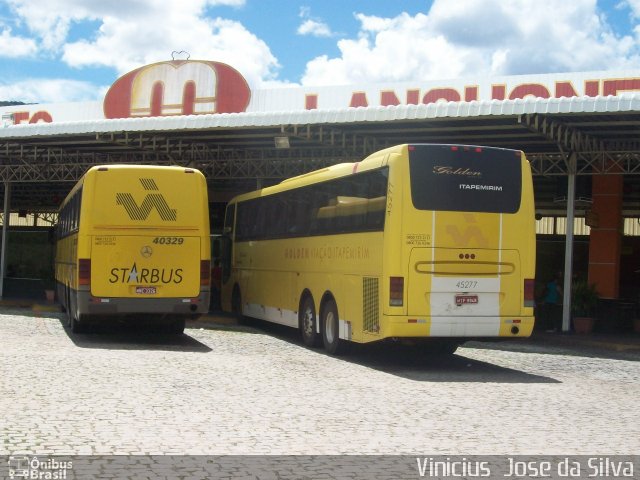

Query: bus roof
[[85, 164, 199, 173], [228, 143, 523, 204], [59, 164, 205, 209], [230, 144, 408, 203]]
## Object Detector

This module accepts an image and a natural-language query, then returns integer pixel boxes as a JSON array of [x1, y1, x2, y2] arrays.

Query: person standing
[[542, 271, 563, 332]]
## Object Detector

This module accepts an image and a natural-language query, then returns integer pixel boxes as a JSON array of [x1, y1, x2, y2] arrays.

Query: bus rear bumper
[[383, 315, 535, 338], [77, 291, 210, 317]]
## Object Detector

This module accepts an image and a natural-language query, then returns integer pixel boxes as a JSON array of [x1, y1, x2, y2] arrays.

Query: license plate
[[136, 286, 157, 295], [455, 294, 478, 306]]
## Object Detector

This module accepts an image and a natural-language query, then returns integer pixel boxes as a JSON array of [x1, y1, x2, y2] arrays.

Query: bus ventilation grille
[[363, 277, 380, 333]]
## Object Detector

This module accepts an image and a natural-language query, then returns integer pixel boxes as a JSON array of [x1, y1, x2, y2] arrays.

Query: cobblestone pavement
[[1, 307, 639, 457]]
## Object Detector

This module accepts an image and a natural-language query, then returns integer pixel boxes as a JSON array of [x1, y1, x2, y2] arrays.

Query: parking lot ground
[[1, 304, 639, 460]]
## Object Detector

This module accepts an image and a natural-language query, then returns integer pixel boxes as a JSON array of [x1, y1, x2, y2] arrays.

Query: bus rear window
[[409, 145, 522, 213]]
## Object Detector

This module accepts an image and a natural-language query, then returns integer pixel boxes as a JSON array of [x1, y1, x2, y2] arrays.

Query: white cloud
[[297, 19, 332, 37], [297, 6, 333, 38], [3, 0, 280, 89], [2, 0, 639, 101], [0, 27, 38, 57], [302, 0, 640, 86], [62, 16, 279, 88], [625, 0, 640, 17], [0, 78, 105, 103]]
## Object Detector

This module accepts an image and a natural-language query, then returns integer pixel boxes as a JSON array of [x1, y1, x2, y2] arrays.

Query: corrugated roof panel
[[1, 94, 639, 139]]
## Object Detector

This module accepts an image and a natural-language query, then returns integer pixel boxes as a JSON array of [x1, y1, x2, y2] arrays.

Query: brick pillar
[[588, 174, 623, 299]]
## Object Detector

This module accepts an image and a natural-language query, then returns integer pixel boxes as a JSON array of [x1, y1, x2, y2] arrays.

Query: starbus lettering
[[109, 262, 183, 284]]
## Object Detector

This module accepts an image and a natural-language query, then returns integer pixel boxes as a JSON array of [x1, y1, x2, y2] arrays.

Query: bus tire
[[66, 289, 82, 333], [425, 340, 460, 356], [69, 297, 84, 333], [299, 294, 320, 348], [232, 285, 251, 325], [321, 298, 348, 355], [166, 316, 186, 334], [59, 286, 67, 313], [231, 285, 242, 317], [436, 341, 460, 355], [65, 288, 72, 328]]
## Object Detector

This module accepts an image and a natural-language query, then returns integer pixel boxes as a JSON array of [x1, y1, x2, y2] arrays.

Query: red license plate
[[455, 294, 478, 306], [136, 286, 157, 295]]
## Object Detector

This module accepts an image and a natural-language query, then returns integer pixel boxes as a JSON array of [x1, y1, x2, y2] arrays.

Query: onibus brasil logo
[[8, 456, 72, 479], [116, 177, 177, 221]]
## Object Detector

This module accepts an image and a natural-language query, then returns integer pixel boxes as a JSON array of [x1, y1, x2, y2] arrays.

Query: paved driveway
[[1, 307, 639, 457]]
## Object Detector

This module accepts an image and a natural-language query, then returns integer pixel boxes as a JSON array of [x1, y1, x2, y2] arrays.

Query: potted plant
[[571, 280, 599, 334]]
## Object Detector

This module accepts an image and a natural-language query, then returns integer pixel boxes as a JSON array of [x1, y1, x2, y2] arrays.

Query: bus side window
[[236, 201, 253, 241], [223, 203, 235, 236], [286, 190, 310, 236], [366, 169, 388, 229], [265, 195, 287, 238]]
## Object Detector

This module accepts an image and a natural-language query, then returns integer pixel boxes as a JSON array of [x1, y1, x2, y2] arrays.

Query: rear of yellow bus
[[383, 144, 536, 344], [75, 165, 210, 330]]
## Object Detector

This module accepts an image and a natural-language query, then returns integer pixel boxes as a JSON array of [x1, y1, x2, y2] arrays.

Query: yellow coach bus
[[55, 165, 211, 333], [220, 144, 535, 354]]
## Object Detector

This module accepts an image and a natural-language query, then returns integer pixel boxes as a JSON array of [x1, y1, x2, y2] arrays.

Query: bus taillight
[[524, 278, 535, 307], [200, 260, 211, 287], [390, 276, 404, 306], [78, 259, 91, 286]]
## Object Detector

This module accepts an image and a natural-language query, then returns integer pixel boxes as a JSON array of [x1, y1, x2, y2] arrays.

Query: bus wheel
[[321, 298, 348, 355], [436, 341, 460, 355], [231, 285, 251, 325], [231, 286, 242, 317], [65, 289, 72, 328], [70, 309, 84, 334], [59, 287, 67, 313], [425, 340, 460, 356], [166, 316, 186, 335], [300, 295, 319, 348], [67, 290, 82, 333]]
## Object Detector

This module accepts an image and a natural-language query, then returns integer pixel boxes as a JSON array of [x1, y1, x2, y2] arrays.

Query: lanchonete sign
[[2, 59, 640, 124]]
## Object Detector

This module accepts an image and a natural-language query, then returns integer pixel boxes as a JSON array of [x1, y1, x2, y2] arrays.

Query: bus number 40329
[[153, 237, 184, 245]]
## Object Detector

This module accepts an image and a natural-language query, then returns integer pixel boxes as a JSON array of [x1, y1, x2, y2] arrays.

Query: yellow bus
[[55, 165, 211, 333], [220, 144, 536, 354]]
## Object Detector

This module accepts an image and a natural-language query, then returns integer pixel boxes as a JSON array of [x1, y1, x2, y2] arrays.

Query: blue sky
[[1, 0, 639, 103]]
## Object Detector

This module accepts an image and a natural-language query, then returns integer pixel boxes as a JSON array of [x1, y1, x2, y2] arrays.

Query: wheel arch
[[231, 283, 242, 314], [319, 290, 337, 318]]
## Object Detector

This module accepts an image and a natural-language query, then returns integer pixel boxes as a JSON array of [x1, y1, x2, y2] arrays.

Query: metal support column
[[561, 153, 577, 332], [0, 182, 11, 298]]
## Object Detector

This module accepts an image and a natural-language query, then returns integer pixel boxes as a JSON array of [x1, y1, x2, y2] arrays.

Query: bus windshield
[[408, 144, 522, 213]]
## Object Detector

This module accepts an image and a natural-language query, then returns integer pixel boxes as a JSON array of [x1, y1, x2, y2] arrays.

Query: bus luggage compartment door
[[407, 248, 522, 318]]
